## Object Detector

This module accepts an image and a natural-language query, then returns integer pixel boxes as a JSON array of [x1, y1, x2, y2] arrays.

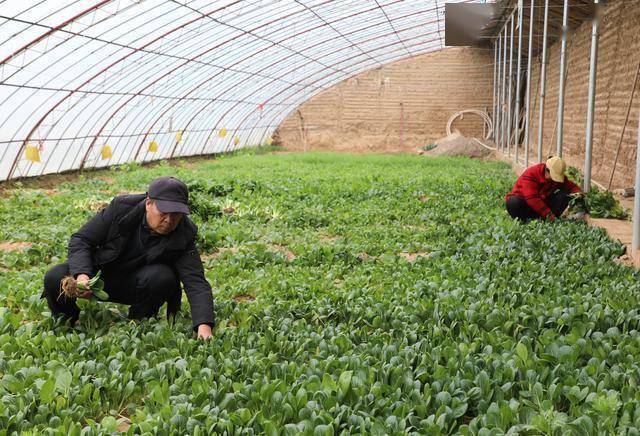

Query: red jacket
[[506, 163, 580, 220]]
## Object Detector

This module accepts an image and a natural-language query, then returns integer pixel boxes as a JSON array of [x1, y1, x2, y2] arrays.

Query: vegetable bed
[[0, 151, 638, 434]]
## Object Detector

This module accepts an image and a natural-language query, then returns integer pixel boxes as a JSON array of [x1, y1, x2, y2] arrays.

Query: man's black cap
[[148, 176, 190, 214]]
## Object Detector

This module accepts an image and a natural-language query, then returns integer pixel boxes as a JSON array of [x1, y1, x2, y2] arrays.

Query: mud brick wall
[[275, 47, 495, 153], [526, 0, 640, 189]]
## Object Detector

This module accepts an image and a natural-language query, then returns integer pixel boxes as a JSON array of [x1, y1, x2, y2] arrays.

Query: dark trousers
[[43, 263, 181, 324], [506, 190, 571, 221]]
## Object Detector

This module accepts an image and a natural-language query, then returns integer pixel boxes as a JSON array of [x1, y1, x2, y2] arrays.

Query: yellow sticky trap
[[101, 145, 113, 160], [234, 136, 240, 146], [175, 130, 183, 143], [219, 128, 227, 138], [266, 137, 273, 146], [148, 140, 158, 152], [25, 144, 41, 163]]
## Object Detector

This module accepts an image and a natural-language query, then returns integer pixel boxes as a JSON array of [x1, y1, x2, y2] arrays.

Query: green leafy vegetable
[[0, 151, 637, 434], [566, 167, 629, 219]]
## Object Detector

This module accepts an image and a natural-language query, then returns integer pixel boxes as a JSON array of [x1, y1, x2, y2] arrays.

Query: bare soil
[[398, 251, 429, 262], [268, 244, 296, 261], [233, 294, 256, 302], [0, 241, 33, 252]]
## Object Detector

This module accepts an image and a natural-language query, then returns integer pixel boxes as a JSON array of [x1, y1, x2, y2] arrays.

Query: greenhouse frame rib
[[0, 0, 487, 181]]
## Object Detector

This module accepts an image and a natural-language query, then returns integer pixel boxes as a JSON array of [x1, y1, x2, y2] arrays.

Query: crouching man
[[506, 156, 582, 222], [42, 176, 215, 339]]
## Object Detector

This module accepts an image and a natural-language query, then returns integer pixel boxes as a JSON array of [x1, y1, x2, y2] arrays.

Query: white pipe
[[496, 32, 502, 146], [537, 0, 549, 162], [633, 112, 640, 252], [556, 0, 569, 157], [507, 14, 515, 156], [524, 0, 535, 167], [583, 0, 599, 192], [502, 27, 508, 151], [514, 0, 524, 164], [493, 38, 498, 140]]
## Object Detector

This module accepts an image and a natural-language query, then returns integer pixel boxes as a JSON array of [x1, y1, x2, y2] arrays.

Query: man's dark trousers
[[43, 263, 180, 323]]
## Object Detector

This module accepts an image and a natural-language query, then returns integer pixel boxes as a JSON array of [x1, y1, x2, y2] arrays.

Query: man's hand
[[197, 323, 213, 339], [75, 274, 93, 299]]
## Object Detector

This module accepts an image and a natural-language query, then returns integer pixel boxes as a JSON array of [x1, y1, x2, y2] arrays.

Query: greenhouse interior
[[2, 0, 640, 433]]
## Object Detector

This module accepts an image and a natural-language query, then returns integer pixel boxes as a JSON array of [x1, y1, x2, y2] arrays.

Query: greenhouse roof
[[0, 0, 493, 180]]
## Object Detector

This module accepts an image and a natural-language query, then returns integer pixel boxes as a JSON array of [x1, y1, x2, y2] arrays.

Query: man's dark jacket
[[67, 193, 214, 329]]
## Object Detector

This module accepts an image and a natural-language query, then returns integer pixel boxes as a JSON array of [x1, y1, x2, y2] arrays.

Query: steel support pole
[[502, 28, 508, 151], [496, 32, 502, 145], [524, 0, 535, 167], [493, 38, 498, 140], [583, 0, 599, 192], [514, 0, 524, 164], [507, 14, 515, 156], [633, 112, 640, 254], [537, 0, 549, 162], [556, 0, 569, 157]]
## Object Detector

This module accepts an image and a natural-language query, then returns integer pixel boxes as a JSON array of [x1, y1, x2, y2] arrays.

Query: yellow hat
[[545, 156, 566, 182]]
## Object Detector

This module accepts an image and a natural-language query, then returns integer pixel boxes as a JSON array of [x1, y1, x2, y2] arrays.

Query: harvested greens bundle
[[566, 167, 629, 219], [59, 271, 109, 301]]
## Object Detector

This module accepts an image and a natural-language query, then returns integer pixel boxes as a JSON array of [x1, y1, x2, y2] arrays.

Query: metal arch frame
[[39, 2, 438, 172], [373, 0, 413, 57], [0, 1, 315, 103], [0, 0, 112, 66], [114, 37, 441, 163], [74, 0, 352, 169], [5, 6, 438, 179], [7, 0, 415, 177], [37, 0, 347, 173], [1, 0, 474, 180], [0, 0, 171, 86], [292, 0, 384, 67], [135, 19, 438, 162], [6, 1, 246, 178], [195, 29, 446, 155], [0, 0, 171, 162], [22, 0, 361, 174], [246, 38, 448, 143], [93, 3, 433, 165], [101, 0, 425, 129], [3, 3, 248, 171], [9, 0, 321, 176], [165, 39, 439, 159], [125, 10, 443, 164], [223, 40, 442, 155], [189, 31, 443, 158], [169, 20, 448, 158], [174, 2, 452, 154], [209, 36, 446, 156], [77, 1, 434, 169]]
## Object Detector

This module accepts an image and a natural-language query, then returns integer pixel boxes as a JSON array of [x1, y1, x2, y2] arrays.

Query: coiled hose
[[446, 109, 497, 151]]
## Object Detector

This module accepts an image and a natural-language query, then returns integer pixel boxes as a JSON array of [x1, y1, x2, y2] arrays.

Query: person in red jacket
[[506, 156, 581, 222]]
